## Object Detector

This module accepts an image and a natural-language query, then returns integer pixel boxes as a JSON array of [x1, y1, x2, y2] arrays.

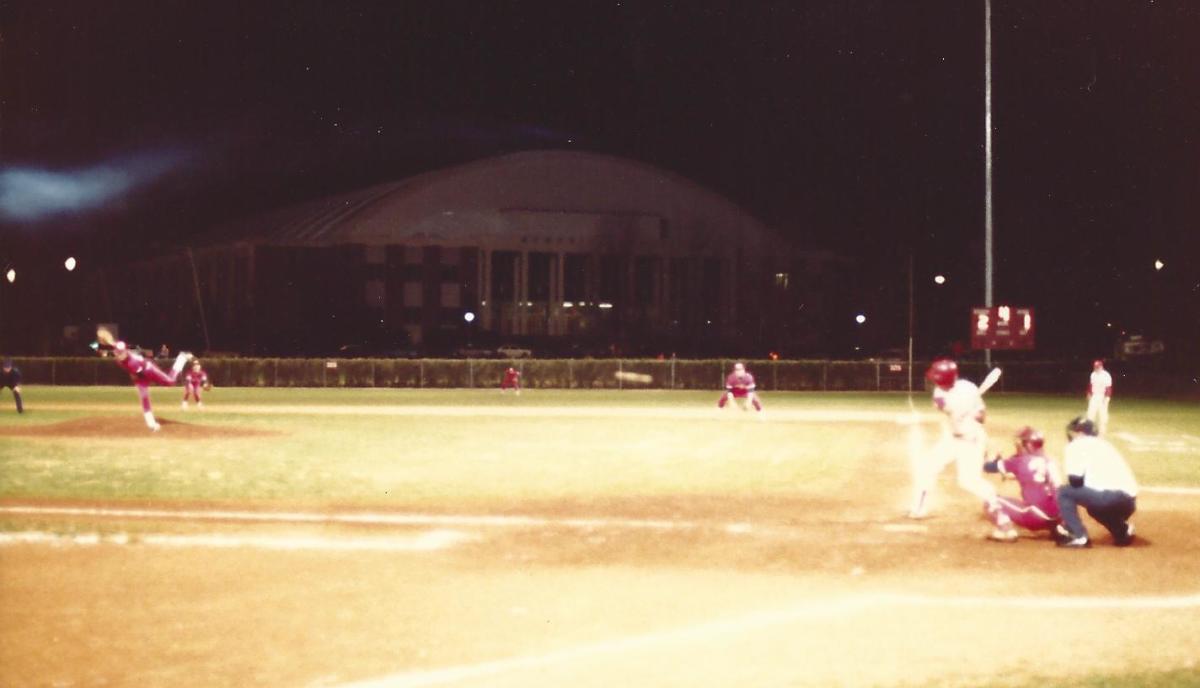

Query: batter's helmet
[[925, 358, 958, 390]]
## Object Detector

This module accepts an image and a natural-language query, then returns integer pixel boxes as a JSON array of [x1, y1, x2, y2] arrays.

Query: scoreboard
[[971, 306, 1035, 350]]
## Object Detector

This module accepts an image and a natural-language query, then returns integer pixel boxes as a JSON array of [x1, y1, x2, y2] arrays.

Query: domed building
[[98, 150, 839, 355]]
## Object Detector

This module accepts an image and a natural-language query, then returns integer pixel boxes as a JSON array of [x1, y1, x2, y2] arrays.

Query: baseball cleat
[[181, 401, 188, 409], [172, 352, 193, 375], [1114, 522, 1135, 547], [989, 526, 1018, 542], [1056, 535, 1090, 548]]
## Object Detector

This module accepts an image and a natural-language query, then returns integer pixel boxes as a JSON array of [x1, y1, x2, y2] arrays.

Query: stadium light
[[598, 302, 613, 309], [1154, 259, 1164, 271], [463, 311, 475, 323], [855, 313, 867, 324], [4, 268, 14, 284], [933, 274, 946, 285], [65, 256, 77, 272]]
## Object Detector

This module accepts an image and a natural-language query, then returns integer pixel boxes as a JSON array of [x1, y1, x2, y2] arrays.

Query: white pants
[[911, 424, 998, 514], [1086, 395, 1110, 434]]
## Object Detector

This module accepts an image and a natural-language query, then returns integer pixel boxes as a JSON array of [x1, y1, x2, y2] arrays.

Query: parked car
[[496, 344, 533, 359], [454, 346, 496, 359]]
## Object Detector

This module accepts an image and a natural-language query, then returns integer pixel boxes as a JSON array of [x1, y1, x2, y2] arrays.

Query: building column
[[552, 251, 565, 335], [516, 250, 528, 336], [479, 248, 492, 331]]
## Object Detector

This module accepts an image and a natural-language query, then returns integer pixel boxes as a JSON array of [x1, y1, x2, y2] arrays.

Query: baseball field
[[1, 386, 1198, 687]]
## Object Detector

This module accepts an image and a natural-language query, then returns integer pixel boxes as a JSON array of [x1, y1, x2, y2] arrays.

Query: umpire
[[1, 357, 23, 414], [1056, 416, 1138, 548]]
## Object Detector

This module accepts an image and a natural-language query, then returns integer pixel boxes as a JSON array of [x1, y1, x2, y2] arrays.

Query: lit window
[[774, 272, 789, 289]]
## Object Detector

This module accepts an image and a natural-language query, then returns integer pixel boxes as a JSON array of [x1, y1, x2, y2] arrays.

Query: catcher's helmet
[[925, 358, 958, 390], [1066, 416, 1098, 439], [1015, 426, 1045, 453]]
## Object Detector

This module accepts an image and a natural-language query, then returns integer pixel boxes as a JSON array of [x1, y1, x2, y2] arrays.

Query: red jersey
[[185, 369, 208, 388], [994, 451, 1060, 519], [501, 368, 521, 390], [724, 371, 756, 398], [112, 344, 153, 377]]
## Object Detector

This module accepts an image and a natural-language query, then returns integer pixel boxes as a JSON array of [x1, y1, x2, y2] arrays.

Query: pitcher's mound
[[0, 416, 277, 439]]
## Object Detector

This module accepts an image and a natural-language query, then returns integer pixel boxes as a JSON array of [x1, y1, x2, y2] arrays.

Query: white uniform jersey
[[1063, 435, 1138, 496], [1089, 369, 1113, 396], [933, 379, 985, 438]]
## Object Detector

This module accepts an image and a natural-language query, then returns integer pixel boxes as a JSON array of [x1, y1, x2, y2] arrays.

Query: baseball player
[[717, 362, 763, 413], [909, 359, 1016, 540], [500, 366, 521, 395], [1, 357, 23, 414], [181, 359, 210, 409], [983, 426, 1061, 538], [96, 327, 191, 431], [1085, 359, 1113, 434], [1055, 416, 1138, 548]]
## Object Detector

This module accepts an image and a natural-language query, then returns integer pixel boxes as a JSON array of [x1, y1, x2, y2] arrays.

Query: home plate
[[882, 523, 929, 533]]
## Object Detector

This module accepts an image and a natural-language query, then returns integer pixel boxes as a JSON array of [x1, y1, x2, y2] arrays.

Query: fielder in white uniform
[[1085, 359, 1113, 434], [909, 359, 1015, 540], [1055, 416, 1138, 547]]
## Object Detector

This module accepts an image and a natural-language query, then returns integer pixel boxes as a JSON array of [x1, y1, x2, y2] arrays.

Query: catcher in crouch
[[984, 426, 1062, 537], [909, 358, 1017, 541], [96, 327, 191, 431]]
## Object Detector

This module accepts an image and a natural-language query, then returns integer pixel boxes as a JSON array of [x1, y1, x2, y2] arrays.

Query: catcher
[[182, 359, 212, 409]]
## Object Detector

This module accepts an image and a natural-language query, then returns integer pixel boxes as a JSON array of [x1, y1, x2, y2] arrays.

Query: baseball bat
[[979, 367, 1002, 394]]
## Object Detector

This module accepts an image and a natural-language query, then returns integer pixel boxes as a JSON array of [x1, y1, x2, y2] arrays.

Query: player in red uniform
[[717, 362, 763, 412], [181, 359, 210, 409], [501, 366, 521, 395], [96, 327, 190, 431], [983, 426, 1061, 537]]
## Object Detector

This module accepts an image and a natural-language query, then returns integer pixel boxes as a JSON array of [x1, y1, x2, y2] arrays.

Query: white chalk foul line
[[1142, 485, 1200, 496], [329, 591, 1200, 688], [0, 529, 476, 552], [0, 505, 760, 534]]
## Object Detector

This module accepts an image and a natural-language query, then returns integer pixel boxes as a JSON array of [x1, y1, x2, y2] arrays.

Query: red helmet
[[1015, 426, 1044, 454], [925, 358, 958, 389]]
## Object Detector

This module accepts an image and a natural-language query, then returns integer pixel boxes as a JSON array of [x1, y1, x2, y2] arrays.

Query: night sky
[[2, 1, 1198, 357]]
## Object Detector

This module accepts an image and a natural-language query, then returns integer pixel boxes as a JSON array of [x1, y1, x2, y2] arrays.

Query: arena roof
[[202, 150, 783, 254]]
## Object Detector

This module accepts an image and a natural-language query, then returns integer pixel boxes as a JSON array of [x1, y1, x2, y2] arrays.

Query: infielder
[[182, 359, 210, 409], [96, 328, 191, 431], [1085, 359, 1112, 434], [1055, 416, 1138, 548], [909, 359, 1015, 541], [717, 362, 763, 413], [500, 366, 521, 395], [1, 358, 23, 414], [983, 426, 1061, 538]]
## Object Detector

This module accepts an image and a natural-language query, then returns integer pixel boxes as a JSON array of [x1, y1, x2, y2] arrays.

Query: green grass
[[1, 386, 1197, 509]]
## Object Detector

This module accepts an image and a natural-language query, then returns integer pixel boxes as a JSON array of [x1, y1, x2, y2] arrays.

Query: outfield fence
[[9, 357, 1194, 395]]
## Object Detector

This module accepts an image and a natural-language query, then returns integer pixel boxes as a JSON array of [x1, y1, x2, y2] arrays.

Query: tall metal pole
[[187, 247, 212, 352], [984, 0, 994, 368], [907, 252, 915, 395]]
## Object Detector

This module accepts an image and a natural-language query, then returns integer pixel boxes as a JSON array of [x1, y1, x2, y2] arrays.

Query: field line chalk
[[330, 591, 1200, 688]]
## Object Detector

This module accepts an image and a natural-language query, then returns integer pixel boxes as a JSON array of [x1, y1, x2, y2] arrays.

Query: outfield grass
[[1, 386, 1197, 507]]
